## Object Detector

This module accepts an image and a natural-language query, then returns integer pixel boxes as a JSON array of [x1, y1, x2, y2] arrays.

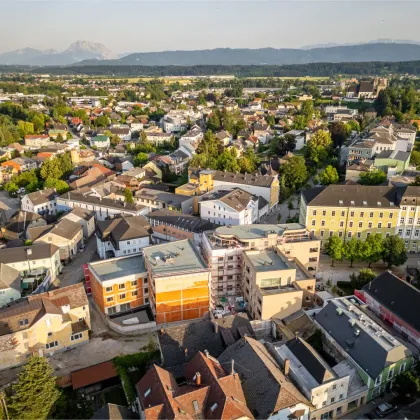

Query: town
[[0, 71, 420, 420]]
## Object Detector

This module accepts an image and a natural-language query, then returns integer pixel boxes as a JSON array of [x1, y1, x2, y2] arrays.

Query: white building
[[61, 208, 95, 239], [179, 125, 203, 152], [284, 130, 306, 151], [21, 188, 59, 216]]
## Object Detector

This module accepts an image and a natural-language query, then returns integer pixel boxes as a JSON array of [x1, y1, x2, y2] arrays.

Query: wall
[[0, 288, 21, 308], [259, 289, 303, 320]]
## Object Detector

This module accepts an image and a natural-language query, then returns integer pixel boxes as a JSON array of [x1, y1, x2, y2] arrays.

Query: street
[[53, 235, 99, 288]]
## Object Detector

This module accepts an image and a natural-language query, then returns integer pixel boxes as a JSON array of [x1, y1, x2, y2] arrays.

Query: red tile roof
[[72, 361, 117, 390]]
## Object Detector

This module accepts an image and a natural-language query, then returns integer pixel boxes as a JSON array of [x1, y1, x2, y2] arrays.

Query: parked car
[[375, 402, 397, 417]]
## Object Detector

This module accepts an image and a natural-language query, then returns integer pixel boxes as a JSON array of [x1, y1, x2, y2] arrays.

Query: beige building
[[0, 283, 90, 370], [242, 246, 316, 321], [62, 208, 95, 239]]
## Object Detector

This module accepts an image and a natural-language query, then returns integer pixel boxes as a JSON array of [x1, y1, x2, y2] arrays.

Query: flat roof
[[215, 223, 306, 240], [90, 255, 146, 282], [72, 361, 117, 390], [246, 250, 288, 272], [143, 239, 207, 276]]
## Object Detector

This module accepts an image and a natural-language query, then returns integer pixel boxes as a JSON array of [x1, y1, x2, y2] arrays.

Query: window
[[341, 211, 345, 217], [388, 223, 392, 228], [349, 221, 353, 228], [321, 220, 326, 227], [332, 211, 336, 216], [71, 333, 83, 341], [358, 222, 363, 228], [337, 407, 342, 415], [332, 384, 337, 390], [312, 210, 317, 216], [118, 284, 125, 290], [339, 394, 344, 400], [119, 293, 126, 299], [192, 400, 200, 412], [322, 210, 326, 216], [402, 206, 407, 210], [322, 401, 326, 407], [370, 212, 374, 218], [210, 403, 218, 412], [218, 257, 224, 262], [228, 256, 234, 261], [131, 290, 138, 297], [339, 221, 344, 227], [399, 363, 406, 374], [378, 222, 382, 228], [19, 319, 29, 327], [379, 212, 383, 218], [347, 232, 352, 238], [375, 375, 382, 386], [329, 231, 334, 237], [46, 341, 59, 350], [338, 231, 343, 237], [388, 368, 394, 380], [360, 212, 364, 217], [331, 397, 335, 403], [409, 218, 414, 224], [401, 218, 405, 224], [106, 297, 113, 303], [320, 231, 324, 237], [144, 387, 151, 397], [48, 332, 52, 337], [350, 211, 354, 217], [368, 222, 372, 228], [131, 280, 138, 287], [105, 286, 112, 292]]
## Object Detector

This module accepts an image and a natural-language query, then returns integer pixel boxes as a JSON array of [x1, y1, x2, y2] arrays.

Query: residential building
[[1, 158, 37, 174], [135, 188, 194, 214], [24, 134, 50, 148], [242, 247, 315, 320], [315, 297, 413, 401], [199, 188, 268, 226], [34, 219, 84, 262], [57, 191, 149, 221], [90, 135, 110, 149], [283, 130, 306, 150], [363, 271, 420, 349], [1, 211, 47, 241], [179, 125, 203, 151], [61, 208, 95, 239], [0, 283, 90, 370], [136, 351, 253, 420], [202, 224, 320, 305], [48, 128, 68, 140], [345, 161, 375, 183], [273, 337, 368, 420], [218, 336, 312, 419], [143, 239, 210, 324], [300, 185, 400, 247], [145, 131, 173, 145], [146, 209, 216, 246], [88, 254, 149, 315], [21, 188, 59, 216], [108, 127, 131, 141], [0, 263, 21, 307], [325, 106, 358, 122], [162, 113, 188, 133], [96, 215, 151, 259], [374, 150, 411, 177]]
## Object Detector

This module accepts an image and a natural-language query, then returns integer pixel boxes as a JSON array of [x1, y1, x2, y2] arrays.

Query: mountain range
[[0, 41, 116, 66], [3, 41, 420, 67]]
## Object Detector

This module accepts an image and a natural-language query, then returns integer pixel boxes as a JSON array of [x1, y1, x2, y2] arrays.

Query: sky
[[1, 0, 420, 54]]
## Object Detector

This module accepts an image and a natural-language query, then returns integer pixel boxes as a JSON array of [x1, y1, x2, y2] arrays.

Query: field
[[83, 76, 194, 85], [248, 76, 330, 81]]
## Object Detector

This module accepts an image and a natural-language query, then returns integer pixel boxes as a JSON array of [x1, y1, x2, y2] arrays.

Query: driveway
[[53, 235, 99, 288], [0, 190, 19, 222]]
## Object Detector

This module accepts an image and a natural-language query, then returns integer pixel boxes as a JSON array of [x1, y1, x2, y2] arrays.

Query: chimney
[[284, 358, 290, 377], [204, 349, 209, 357], [195, 372, 201, 386]]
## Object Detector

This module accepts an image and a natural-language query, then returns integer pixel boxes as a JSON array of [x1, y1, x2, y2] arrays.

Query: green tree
[[319, 165, 339, 185], [207, 112, 221, 132], [343, 237, 362, 267], [359, 169, 387, 186], [56, 153, 73, 179], [329, 122, 347, 148], [292, 115, 307, 130], [134, 152, 149, 167], [306, 130, 333, 166], [382, 235, 408, 268], [40, 159, 62, 180], [279, 156, 308, 188], [412, 176, 420, 186], [361, 233, 384, 267], [217, 149, 240, 172], [43, 178, 70, 194], [395, 369, 420, 397], [349, 268, 376, 289], [324, 235, 343, 267], [4, 181, 18, 197], [55, 133, 64, 143], [124, 188, 134, 204], [7, 355, 60, 420], [410, 150, 420, 167]]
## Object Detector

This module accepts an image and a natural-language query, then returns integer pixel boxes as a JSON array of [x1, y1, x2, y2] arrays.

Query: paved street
[[53, 235, 99, 288]]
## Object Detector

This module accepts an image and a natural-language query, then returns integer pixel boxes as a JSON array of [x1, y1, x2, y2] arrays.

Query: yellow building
[[397, 186, 420, 252], [300, 185, 400, 247], [0, 283, 90, 370], [242, 246, 316, 320]]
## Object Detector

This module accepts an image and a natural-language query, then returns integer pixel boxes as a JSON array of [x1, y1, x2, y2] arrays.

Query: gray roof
[[316, 299, 411, 379], [245, 250, 288, 272], [89, 255, 146, 282], [0, 243, 59, 264], [91, 404, 138, 420], [218, 337, 310, 418], [135, 189, 191, 210], [363, 272, 420, 333], [27, 225, 53, 241], [66, 207, 95, 221], [376, 150, 411, 162], [0, 263, 21, 291], [146, 209, 216, 233], [3, 211, 44, 235], [45, 219, 81, 240], [26, 188, 58, 206]]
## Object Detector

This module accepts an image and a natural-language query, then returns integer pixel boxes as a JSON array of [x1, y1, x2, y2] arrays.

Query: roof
[[143, 239, 207, 277], [89, 254, 146, 282], [96, 216, 150, 248], [64, 207, 95, 221], [363, 272, 420, 333], [27, 225, 53, 241], [0, 243, 59, 264], [136, 189, 191, 210], [3, 211, 44, 235], [25, 188, 58, 206], [41, 219, 82, 241], [0, 283, 88, 336], [0, 263, 20, 291], [91, 404, 138, 420], [202, 188, 257, 212], [301, 185, 400, 208], [218, 337, 310, 418], [245, 250, 288, 272], [72, 361, 118, 390], [316, 299, 411, 379], [146, 209, 216, 233]]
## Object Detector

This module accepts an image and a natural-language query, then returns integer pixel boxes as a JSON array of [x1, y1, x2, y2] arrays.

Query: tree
[[7, 355, 60, 420], [412, 175, 420, 186], [292, 115, 307, 130], [124, 188, 134, 204], [319, 165, 339, 185], [349, 268, 376, 289], [361, 233, 384, 267], [4, 181, 18, 197], [395, 369, 420, 397], [43, 178, 70, 194], [374, 90, 391, 117], [55, 133, 64, 143], [306, 130, 332, 166], [134, 152, 149, 166], [359, 169, 387, 186], [346, 120, 360, 133], [40, 159, 62, 180], [324, 235, 343, 267], [279, 156, 308, 188], [217, 149, 240, 172], [329, 122, 347, 148], [343, 237, 362, 267], [382, 235, 408, 268], [410, 150, 420, 167], [56, 153, 73, 179], [207, 112, 221, 132]]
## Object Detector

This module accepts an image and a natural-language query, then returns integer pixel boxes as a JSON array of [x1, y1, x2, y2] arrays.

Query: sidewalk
[[344, 392, 395, 419]]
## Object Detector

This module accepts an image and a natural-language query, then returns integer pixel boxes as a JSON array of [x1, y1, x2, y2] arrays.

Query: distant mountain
[[0, 41, 115, 65], [73, 43, 420, 67]]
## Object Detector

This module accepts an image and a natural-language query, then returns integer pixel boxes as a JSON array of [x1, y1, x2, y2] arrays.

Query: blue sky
[[1, 1, 420, 54]]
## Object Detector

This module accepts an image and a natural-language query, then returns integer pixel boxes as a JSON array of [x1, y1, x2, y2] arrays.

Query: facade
[[135, 189, 194, 214], [143, 239, 210, 324], [95, 216, 151, 259], [315, 297, 413, 401], [145, 132, 173, 145], [396, 186, 420, 252], [90, 135, 110, 149], [0, 283, 90, 370], [201, 224, 320, 306], [363, 271, 420, 349], [21, 188, 59, 216], [24, 134, 50, 148], [57, 192, 148, 221], [242, 247, 315, 320], [88, 255, 149, 315], [61, 208, 95, 239], [0, 263, 21, 307], [34, 219, 84, 262], [300, 185, 400, 247]]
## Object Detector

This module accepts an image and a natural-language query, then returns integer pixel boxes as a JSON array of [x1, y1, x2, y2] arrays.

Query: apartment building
[[201, 224, 320, 305], [300, 185, 400, 247], [143, 239, 210, 324], [315, 297, 413, 401], [135, 188, 194, 214], [61, 208, 95, 239], [21, 188, 59, 216], [0, 283, 90, 370], [96, 216, 151, 259], [24, 134, 50, 148], [396, 186, 420, 252], [88, 255, 149, 315], [242, 247, 315, 320]]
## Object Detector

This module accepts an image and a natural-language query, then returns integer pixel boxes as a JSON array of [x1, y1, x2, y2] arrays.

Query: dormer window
[[144, 387, 151, 397], [19, 319, 29, 327], [210, 403, 218, 412]]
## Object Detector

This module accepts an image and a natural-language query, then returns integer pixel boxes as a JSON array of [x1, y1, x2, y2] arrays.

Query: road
[[53, 235, 99, 288]]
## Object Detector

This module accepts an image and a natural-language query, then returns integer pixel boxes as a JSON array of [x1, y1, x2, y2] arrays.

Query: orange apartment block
[[143, 239, 210, 324], [88, 255, 149, 315]]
